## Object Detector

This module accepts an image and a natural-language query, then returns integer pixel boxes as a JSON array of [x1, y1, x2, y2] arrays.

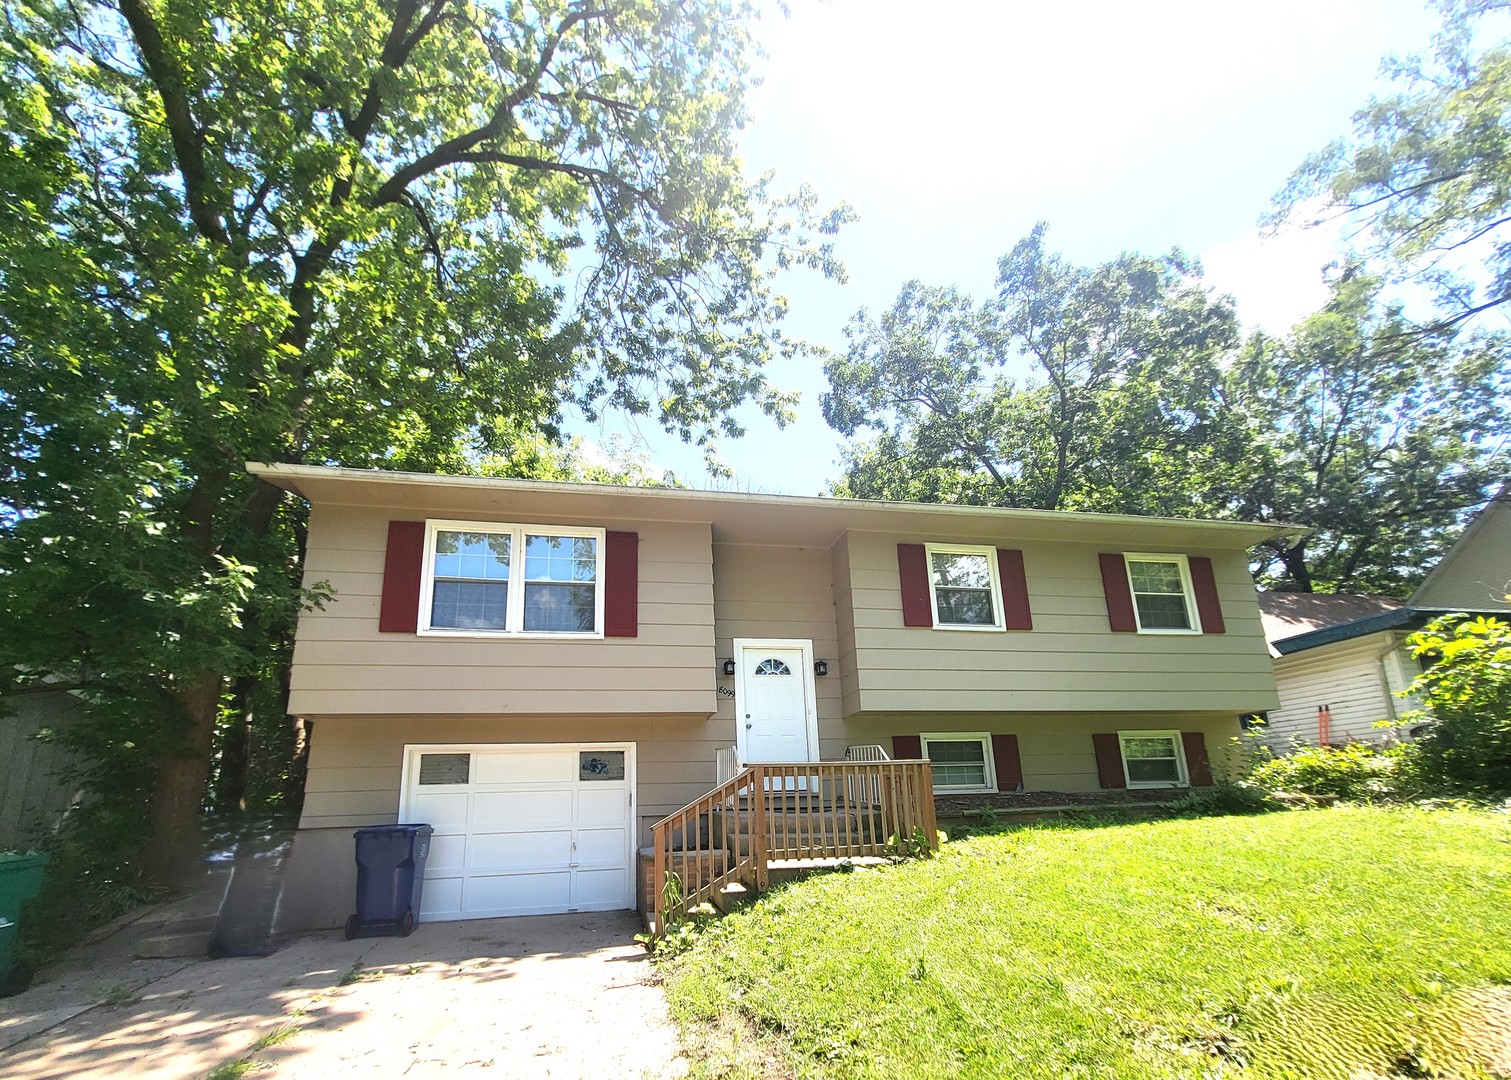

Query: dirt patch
[[1452, 985, 1511, 1076]]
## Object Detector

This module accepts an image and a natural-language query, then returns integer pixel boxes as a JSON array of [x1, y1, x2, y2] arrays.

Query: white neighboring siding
[[1265, 632, 1416, 749]]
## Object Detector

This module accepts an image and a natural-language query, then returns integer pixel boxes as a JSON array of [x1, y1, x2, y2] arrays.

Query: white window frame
[[920, 732, 997, 794], [1123, 552, 1201, 635], [924, 544, 1005, 632], [417, 519, 606, 638], [1117, 729, 1189, 789]]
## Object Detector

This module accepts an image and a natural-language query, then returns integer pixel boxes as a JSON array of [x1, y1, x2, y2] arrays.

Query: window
[[420, 521, 604, 636], [1123, 554, 1199, 633], [754, 658, 793, 676], [921, 733, 996, 793], [925, 545, 1004, 630], [1117, 730, 1188, 788]]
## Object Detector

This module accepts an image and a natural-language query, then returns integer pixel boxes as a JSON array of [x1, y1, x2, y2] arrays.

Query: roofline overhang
[[1271, 606, 1470, 655], [246, 462, 1311, 548]]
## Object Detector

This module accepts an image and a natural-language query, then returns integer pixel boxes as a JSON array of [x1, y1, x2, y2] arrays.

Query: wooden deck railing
[[649, 759, 937, 934]]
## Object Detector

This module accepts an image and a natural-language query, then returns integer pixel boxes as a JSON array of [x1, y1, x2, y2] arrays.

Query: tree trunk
[[142, 669, 223, 887]]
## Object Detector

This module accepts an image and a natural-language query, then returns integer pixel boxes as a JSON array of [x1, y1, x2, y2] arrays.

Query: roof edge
[[246, 462, 1310, 544]]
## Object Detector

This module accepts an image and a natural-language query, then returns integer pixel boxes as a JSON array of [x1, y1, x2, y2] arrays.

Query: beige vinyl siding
[[288, 504, 717, 716], [843, 712, 1242, 792], [280, 712, 729, 931], [710, 543, 844, 753], [1265, 632, 1420, 749], [1411, 496, 1511, 612], [830, 534, 862, 717], [841, 532, 1279, 714]]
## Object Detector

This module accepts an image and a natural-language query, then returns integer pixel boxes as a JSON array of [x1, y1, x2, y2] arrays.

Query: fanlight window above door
[[753, 658, 793, 676]]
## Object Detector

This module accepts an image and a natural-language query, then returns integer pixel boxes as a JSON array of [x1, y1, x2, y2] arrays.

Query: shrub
[[1167, 780, 1280, 816], [1401, 615, 1511, 797], [1250, 743, 1402, 800]]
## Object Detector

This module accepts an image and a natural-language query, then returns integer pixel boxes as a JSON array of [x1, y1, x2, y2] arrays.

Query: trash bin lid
[[353, 823, 434, 839]]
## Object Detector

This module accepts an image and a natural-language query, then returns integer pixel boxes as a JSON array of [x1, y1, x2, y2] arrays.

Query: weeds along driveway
[[0, 912, 685, 1079]]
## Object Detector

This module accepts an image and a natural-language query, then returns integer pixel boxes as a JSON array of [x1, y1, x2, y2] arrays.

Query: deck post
[[749, 764, 770, 892]]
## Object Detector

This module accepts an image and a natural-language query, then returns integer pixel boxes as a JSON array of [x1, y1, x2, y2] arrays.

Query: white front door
[[399, 743, 635, 921], [735, 639, 818, 763]]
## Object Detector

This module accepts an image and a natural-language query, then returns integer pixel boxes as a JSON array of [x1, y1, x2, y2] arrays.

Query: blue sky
[[566, 0, 1446, 493]]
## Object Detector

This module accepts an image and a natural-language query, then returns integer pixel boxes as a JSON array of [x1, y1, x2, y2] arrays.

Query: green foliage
[[0, 0, 845, 884], [665, 808, 1511, 1079], [1230, 269, 1507, 593], [1165, 780, 1281, 817], [823, 225, 1247, 516], [822, 234, 1507, 593], [1250, 743, 1407, 801], [1401, 614, 1511, 796], [1273, 0, 1511, 328]]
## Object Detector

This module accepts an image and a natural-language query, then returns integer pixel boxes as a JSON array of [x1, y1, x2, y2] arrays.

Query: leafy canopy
[[0, 0, 846, 875], [1273, 0, 1511, 327]]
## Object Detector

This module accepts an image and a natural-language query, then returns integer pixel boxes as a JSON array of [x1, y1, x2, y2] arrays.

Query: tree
[[1273, 0, 1511, 328], [1230, 268, 1508, 593], [0, 0, 846, 881], [822, 235, 1508, 595], [822, 225, 1246, 514]]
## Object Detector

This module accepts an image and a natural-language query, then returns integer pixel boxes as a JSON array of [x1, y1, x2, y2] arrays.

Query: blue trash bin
[[346, 824, 433, 939]]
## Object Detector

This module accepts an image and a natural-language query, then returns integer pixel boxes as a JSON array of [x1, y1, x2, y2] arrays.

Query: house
[[248, 463, 1302, 931], [1257, 487, 1510, 750]]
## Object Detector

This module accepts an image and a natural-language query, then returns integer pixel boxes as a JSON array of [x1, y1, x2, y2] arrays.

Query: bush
[[1250, 743, 1403, 801], [1401, 615, 1511, 797], [1167, 780, 1280, 816]]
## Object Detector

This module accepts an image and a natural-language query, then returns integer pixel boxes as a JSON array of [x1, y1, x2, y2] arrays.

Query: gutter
[[1271, 607, 1461, 656]]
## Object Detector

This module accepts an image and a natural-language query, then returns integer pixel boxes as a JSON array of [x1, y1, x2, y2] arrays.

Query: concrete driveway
[[0, 912, 685, 1078]]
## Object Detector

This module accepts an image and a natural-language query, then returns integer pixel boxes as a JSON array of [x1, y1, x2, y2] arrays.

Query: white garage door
[[399, 743, 635, 921]]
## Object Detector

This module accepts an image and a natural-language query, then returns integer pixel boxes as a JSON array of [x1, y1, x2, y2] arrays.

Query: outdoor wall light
[[813, 660, 829, 677], [721, 658, 737, 676]]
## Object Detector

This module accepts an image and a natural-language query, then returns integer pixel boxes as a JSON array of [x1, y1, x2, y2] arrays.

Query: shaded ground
[[1, 911, 682, 1079]]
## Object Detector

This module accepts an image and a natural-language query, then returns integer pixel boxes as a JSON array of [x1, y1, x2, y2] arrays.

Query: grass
[[663, 806, 1511, 1079]]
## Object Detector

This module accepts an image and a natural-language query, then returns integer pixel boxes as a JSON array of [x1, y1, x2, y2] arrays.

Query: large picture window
[[420, 521, 604, 636], [1117, 730, 1188, 788], [920, 733, 996, 793], [1123, 554, 1199, 633], [925, 545, 1004, 631]]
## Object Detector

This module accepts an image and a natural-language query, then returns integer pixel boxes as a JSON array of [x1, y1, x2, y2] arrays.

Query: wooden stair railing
[[649, 759, 937, 935]]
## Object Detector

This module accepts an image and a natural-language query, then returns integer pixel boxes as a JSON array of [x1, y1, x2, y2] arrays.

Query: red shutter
[[1099, 553, 1138, 632], [379, 521, 425, 633], [1182, 732, 1214, 786], [1187, 556, 1226, 634], [897, 544, 933, 627], [603, 531, 638, 637], [892, 734, 922, 760], [1092, 733, 1126, 788], [996, 549, 1033, 631], [991, 734, 1023, 791]]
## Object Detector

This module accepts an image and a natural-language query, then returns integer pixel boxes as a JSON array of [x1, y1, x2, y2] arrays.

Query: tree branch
[[116, 0, 227, 242]]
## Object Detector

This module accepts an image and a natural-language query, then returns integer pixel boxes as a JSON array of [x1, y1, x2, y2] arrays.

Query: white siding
[[1264, 632, 1420, 749]]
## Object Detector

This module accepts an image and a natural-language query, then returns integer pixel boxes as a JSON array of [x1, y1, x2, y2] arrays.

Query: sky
[[566, 0, 1447, 494]]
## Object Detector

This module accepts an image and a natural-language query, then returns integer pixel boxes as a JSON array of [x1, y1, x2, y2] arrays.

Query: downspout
[[1375, 645, 1401, 728]]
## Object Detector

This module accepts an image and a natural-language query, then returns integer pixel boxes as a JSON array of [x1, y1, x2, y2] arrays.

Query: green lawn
[[663, 806, 1511, 1079]]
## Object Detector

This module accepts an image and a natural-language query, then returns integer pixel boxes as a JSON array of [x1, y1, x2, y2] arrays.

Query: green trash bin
[[0, 852, 48, 992]]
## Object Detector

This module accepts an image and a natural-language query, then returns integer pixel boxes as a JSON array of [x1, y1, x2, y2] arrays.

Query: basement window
[[920, 733, 996, 794]]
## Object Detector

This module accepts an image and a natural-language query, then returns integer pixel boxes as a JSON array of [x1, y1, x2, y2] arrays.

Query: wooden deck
[[647, 760, 937, 934]]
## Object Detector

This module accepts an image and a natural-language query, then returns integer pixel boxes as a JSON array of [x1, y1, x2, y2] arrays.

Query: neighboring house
[[0, 682, 87, 850], [249, 463, 1302, 931], [1257, 486, 1510, 750]]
